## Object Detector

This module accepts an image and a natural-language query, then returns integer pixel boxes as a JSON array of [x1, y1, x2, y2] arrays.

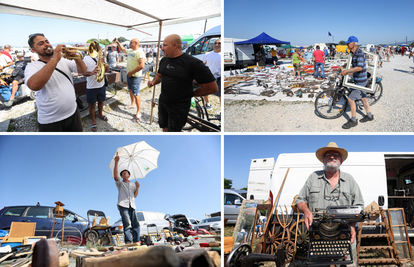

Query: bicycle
[[314, 72, 383, 119], [183, 82, 221, 131]]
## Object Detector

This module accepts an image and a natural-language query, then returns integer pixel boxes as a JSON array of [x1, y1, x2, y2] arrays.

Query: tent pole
[[150, 20, 162, 125]]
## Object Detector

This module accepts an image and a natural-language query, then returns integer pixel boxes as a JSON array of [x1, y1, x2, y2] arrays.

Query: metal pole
[[150, 21, 162, 125]]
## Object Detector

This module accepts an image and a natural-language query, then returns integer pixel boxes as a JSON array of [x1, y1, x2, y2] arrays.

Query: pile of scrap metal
[[224, 58, 348, 99], [22, 237, 221, 267]]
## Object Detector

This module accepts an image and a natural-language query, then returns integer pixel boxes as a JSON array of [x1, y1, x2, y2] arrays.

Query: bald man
[[148, 34, 218, 132], [114, 37, 146, 122]]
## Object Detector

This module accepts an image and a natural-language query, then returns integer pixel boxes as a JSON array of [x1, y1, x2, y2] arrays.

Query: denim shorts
[[349, 82, 367, 101], [127, 76, 142, 96], [86, 86, 106, 104]]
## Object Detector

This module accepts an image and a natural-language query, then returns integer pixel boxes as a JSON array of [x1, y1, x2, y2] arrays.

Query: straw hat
[[315, 142, 348, 163]]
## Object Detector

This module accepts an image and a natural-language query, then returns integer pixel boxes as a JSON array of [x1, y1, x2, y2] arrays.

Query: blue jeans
[[314, 62, 325, 78], [118, 205, 140, 243]]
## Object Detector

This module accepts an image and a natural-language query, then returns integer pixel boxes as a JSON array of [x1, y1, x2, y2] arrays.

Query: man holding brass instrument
[[82, 49, 110, 132], [24, 33, 87, 132]]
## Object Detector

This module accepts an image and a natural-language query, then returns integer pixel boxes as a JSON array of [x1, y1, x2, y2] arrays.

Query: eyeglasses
[[28, 33, 44, 40], [214, 42, 221, 45], [324, 187, 340, 201], [324, 153, 341, 158]]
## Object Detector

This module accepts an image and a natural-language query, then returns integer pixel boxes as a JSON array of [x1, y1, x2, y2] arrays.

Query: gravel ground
[[0, 81, 221, 132], [224, 55, 414, 132]]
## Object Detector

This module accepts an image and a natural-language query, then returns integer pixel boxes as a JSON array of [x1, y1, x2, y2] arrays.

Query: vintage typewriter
[[306, 205, 365, 266]]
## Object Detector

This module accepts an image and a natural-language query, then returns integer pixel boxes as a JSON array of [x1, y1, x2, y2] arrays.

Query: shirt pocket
[[309, 186, 321, 204], [339, 190, 355, 205]]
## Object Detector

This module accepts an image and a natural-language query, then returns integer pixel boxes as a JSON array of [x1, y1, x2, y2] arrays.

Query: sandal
[[91, 124, 97, 132], [98, 115, 108, 121], [124, 105, 135, 110], [133, 116, 140, 123]]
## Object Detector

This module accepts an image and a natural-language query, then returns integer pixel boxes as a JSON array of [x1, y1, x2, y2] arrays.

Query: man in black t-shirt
[[148, 34, 218, 132]]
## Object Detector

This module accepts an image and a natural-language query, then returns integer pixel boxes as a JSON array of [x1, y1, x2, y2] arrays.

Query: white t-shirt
[[83, 56, 105, 89], [0, 54, 13, 73], [202, 51, 221, 78], [25, 58, 78, 124]]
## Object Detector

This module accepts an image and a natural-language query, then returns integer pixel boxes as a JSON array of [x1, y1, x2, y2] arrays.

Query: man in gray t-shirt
[[113, 152, 141, 244], [295, 142, 364, 267]]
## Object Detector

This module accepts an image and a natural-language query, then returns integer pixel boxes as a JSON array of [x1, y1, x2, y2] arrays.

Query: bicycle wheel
[[183, 101, 204, 131], [366, 82, 383, 106], [314, 89, 348, 119]]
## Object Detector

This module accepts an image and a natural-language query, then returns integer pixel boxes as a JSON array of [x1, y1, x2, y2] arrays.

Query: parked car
[[195, 216, 222, 232], [224, 189, 246, 224], [111, 211, 170, 237], [188, 218, 200, 226], [0, 204, 90, 240]]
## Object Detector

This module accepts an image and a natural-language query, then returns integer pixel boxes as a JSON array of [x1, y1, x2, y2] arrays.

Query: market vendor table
[[73, 72, 120, 96]]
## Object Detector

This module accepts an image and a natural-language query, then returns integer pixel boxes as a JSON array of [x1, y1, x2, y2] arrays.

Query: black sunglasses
[[28, 33, 44, 40]]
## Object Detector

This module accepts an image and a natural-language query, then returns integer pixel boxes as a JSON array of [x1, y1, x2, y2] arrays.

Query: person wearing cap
[[339, 36, 374, 129], [295, 142, 364, 266], [113, 151, 141, 244]]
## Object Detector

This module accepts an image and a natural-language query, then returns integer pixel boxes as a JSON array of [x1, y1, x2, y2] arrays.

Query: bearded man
[[294, 142, 364, 267], [24, 33, 86, 132]]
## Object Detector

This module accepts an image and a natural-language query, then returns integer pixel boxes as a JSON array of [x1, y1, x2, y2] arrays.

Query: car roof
[[2, 205, 85, 219]]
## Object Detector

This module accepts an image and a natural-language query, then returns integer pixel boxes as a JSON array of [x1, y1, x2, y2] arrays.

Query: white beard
[[324, 161, 341, 173]]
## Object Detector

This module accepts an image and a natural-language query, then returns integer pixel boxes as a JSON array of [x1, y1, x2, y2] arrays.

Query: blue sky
[[0, 13, 220, 47], [225, 135, 414, 190], [224, 0, 413, 46], [0, 135, 221, 222]]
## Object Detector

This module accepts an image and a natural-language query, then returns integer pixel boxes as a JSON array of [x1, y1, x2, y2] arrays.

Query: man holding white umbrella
[[113, 152, 141, 244]]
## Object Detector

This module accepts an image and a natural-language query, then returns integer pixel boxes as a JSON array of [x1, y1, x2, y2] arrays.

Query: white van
[[184, 25, 221, 61], [268, 152, 389, 213], [224, 38, 256, 69], [247, 157, 275, 201]]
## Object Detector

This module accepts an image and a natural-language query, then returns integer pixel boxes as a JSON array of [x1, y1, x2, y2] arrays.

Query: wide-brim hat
[[315, 142, 348, 163]]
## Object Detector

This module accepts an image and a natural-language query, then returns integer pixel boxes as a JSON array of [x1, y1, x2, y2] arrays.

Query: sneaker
[[360, 115, 374, 123], [342, 119, 358, 129], [5, 99, 14, 107], [205, 103, 212, 110]]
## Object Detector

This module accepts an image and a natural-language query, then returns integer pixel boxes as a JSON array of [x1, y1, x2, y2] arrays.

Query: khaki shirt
[[115, 179, 136, 209], [294, 170, 364, 212]]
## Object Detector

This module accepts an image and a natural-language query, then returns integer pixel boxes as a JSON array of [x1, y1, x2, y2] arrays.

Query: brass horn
[[62, 41, 100, 60]]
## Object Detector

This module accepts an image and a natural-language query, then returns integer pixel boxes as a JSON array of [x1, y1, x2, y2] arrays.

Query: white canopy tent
[[0, 0, 221, 123]]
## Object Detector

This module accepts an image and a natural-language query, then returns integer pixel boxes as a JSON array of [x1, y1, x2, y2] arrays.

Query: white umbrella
[[108, 141, 160, 180]]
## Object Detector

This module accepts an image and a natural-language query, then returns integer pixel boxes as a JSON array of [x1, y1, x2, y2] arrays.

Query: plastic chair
[[86, 210, 112, 246]]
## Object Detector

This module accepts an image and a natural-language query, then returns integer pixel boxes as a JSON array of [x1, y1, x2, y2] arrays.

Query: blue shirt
[[352, 48, 367, 85]]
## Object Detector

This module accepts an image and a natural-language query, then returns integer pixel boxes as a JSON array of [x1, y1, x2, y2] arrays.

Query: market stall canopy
[[234, 32, 290, 45], [281, 44, 297, 49], [181, 35, 195, 44], [0, 0, 220, 29]]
